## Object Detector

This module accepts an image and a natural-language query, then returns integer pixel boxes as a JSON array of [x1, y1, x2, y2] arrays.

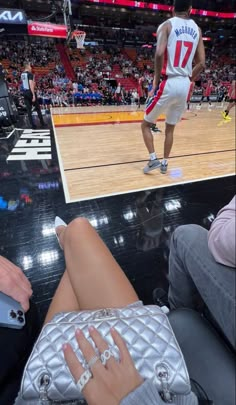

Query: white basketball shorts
[[144, 76, 191, 125]]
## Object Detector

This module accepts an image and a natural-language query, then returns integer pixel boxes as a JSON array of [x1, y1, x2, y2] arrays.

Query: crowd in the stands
[[0, 39, 59, 68], [0, 34, 235, 108]]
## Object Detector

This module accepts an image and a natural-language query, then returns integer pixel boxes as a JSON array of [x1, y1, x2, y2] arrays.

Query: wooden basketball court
[[52, 106, 235, 203]]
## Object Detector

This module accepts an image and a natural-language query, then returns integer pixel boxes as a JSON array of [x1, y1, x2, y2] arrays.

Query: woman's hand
[[63, 326, 143, 405], [0, 256, 32, 312]]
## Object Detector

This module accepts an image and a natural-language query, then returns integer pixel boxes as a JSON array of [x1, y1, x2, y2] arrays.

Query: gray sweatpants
[[168, 225, 236, 349]]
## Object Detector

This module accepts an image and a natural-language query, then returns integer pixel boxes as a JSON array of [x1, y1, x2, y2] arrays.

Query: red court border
[[54, 117, 188, 127]]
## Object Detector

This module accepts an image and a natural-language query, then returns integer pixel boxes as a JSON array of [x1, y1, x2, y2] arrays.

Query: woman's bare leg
[[45, 218, 138, 322], [44, 270, 79, 324]]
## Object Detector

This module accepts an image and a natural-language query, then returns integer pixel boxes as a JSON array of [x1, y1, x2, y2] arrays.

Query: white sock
[[150, 152, 157, 161], [162, 159, 168, 165]]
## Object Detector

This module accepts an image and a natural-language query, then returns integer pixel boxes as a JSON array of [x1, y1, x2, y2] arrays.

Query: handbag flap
[[20, 305, 190, 402]]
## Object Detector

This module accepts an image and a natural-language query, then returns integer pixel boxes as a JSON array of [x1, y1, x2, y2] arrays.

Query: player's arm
[[153, 22, 169, 90], [191, 28, 206, 82]]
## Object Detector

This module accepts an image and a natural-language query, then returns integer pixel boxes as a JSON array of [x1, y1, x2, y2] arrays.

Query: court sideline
[[52, 105, 235, 202]]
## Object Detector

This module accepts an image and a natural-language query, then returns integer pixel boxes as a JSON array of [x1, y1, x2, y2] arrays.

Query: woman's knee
[[64, 217, 91, 242]]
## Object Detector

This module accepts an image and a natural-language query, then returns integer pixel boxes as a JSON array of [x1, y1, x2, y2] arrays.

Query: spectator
[[0, 256, 39, 404], [131, 89, 139, 105], [72, 81, 78, 93], [168, 196, 236, 348]]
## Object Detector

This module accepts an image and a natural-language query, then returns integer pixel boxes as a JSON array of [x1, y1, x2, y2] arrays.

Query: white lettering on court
[[7, 129, 52, 161], [16, 139, 51, 147], [7, 148, 52, 161]]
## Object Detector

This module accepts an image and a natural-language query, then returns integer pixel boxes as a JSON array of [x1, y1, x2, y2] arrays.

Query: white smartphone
[[0, 291, 26, 329]]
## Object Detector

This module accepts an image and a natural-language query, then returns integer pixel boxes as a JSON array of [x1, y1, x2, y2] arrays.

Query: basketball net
[[71, 30, 86, 49]]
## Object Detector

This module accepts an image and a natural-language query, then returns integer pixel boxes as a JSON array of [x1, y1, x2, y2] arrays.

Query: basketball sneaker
[[222, 111, 231, 120], [160, 161, 168, 174], [143, 159, 161, 174], [151, 124, 162, 133]]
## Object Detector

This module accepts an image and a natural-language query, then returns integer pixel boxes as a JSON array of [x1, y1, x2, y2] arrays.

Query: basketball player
[[199, 79, 213, 108], [137, 76, 144, 108], [115, 82, 122, 105], [21, 62, 46, 129], [141, 0, 205, 174], [222, 79, 236, 121]]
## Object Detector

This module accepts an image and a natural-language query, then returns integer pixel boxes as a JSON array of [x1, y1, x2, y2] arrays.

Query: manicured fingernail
[[62, 343, 68, 350], [76, 328, 81, 336], [89, 326, 95, 332]]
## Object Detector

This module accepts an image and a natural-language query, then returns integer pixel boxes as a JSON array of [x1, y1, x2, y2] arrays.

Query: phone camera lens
[[18, 316, 24, 323], [10, 310, 16, 318], [17, 310, 23, 316]]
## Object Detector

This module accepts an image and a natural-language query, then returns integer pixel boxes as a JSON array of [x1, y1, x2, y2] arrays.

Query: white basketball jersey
[[158, 16, 200, 77]]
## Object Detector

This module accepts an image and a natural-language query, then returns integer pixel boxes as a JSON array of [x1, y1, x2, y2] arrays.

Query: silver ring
[[87, 355, 99, 369], [101, 348, 114, 366], [76, 369, 92, 392]]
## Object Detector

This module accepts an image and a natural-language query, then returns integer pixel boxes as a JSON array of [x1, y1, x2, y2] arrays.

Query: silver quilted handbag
[[19, 305, 191, 404]]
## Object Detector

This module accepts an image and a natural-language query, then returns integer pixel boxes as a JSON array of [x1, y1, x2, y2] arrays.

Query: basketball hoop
[[71, 30, 86, 49]]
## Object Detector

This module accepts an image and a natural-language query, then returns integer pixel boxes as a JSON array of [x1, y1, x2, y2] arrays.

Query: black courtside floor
[[0, 113, 235, 324]]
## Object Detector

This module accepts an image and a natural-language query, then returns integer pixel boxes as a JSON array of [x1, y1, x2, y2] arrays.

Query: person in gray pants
[[168, 196, 236, 349]]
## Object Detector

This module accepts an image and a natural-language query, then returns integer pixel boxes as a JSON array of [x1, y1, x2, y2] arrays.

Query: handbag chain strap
[[39, 373, 51, 404], [157, 364, 174, 403]]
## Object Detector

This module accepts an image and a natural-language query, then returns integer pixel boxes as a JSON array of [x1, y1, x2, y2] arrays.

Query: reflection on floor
[[0, 115, 235, 324]]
